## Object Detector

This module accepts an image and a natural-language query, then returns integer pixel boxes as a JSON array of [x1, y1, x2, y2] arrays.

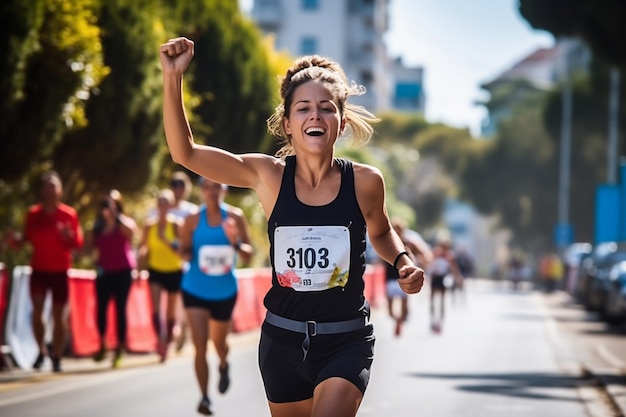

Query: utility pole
[[557, 39, 573, 250], [607, 67, 620, 184]]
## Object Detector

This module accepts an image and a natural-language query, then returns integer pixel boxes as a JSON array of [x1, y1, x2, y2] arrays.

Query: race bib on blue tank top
[[274, 225, 350, 291], [198, 245, 235, 276]]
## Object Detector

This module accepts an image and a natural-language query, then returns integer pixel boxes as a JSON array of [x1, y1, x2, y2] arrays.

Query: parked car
[[576, 241, 626, 312], [602, 261, 626, 325], [586, 248, 626, 314], [563, 242, 592, 296]]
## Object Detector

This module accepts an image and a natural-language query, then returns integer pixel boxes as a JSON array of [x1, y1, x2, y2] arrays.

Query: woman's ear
[[283, 117, 291, 136], [339, 117, 347, 135]]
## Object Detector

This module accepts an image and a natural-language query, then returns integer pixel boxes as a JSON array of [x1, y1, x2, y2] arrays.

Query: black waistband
[[265, 311, 367, 336], [264, 311, 369, 361]]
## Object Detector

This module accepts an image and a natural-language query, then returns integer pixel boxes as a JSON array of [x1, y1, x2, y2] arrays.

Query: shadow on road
[[405, 371, 592, 401]]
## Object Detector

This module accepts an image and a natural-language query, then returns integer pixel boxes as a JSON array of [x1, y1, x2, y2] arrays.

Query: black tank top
[[265, 156, 368, 322]]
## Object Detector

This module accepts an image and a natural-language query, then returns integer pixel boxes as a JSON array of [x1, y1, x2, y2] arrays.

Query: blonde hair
[[267, 55, 380, 157]]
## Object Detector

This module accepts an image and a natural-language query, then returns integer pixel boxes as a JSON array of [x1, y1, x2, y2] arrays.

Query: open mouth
[[305, 127, 326, 137]]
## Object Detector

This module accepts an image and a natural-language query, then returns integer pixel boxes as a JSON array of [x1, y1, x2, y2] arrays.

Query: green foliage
[[414, 124, 477, 176], [463, 93, 557, 249], [0, 0, 107, 181], [0, 0, 281, 266], [168, 0, 276, 154], [373, 111, 429, 145], [519, 0, 626, 68], [0, 0, 44, 116], [52, 0, 165, 212]]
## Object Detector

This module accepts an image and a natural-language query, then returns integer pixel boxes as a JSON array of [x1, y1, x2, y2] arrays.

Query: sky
[[240, 0, 555, 136]]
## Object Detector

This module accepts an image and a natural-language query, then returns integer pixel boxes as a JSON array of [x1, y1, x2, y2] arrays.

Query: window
[[300, 37, 318, 55], [395, 82, 422, 99], [301, 0, 319, 11], [361, 70, 373, 86], [394, 82, 422, 108]]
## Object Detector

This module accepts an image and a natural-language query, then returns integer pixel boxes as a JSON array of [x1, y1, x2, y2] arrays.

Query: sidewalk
[[540, 290, 626, 416]]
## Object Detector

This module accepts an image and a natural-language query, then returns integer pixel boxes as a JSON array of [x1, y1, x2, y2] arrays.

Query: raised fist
[[159, 37, 195, 75]]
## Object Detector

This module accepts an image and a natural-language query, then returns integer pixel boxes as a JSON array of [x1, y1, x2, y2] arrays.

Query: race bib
[[198, 245, 235, 276], [274, 225, 350, 292]]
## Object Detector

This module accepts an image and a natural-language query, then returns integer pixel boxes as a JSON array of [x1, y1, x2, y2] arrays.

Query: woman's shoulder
[[351, 161, 384, 191], [183, 210, 201, 224], [244, 153, 285, 173], [350, 160, 383, 177]]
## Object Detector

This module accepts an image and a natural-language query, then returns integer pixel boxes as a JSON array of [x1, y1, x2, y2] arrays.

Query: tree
[[168, 0, 276, 154], [462, 91, 557, 250], [519, 0, 626, 68], [52, 0, 166, 207], [0, 0, 107, 181], [519, 1, 626, 245], [374, 112, 429, 146]]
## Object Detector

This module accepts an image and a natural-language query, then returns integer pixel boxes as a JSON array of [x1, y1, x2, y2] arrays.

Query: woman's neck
[[205, 200, 221, 213], [294, 154, 336, 189]]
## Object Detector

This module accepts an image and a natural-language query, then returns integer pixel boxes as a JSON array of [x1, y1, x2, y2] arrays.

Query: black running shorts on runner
[[431, 274, 446, 291], [148, 269, 182, 293], [181, 290, 236, 322], [258, 321, 375, 403]]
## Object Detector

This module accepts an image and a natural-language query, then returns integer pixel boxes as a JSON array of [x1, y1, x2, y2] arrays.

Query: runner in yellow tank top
[[138, 189, 183, 362], [146, 218, 183, 272]]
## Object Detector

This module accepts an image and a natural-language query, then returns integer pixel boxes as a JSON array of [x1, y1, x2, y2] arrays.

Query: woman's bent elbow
[[168, 149, 192, 166]]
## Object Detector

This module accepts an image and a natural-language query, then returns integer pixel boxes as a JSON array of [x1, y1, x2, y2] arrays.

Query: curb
[[582, 364, 626, 417], [540, 291, 626, 417]]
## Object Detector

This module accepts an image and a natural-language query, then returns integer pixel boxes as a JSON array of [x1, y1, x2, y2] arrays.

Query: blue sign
[[554, 222, 574, 248], [595, 184, 620, 244]]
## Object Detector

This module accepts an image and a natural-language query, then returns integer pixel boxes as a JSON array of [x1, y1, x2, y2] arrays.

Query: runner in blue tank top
[[161, 37, 425, 417], [179, 177, 253, 415]]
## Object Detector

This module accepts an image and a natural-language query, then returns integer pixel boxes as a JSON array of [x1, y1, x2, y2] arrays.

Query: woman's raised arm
[[159, 37, 263, 189]]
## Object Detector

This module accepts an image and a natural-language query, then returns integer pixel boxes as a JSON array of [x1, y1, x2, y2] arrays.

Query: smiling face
[[283, 80, 346, 155]]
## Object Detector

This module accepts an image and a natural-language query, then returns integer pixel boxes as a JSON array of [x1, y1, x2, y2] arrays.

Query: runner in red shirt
[[15, 171, 83, 372]]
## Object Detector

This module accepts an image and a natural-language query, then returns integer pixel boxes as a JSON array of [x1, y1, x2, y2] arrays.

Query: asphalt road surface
[[0, 279, 613, 417]]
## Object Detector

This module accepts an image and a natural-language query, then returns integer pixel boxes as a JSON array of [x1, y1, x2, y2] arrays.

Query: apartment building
[[249, 0, 425, 114], [479, 38, 590, 137]]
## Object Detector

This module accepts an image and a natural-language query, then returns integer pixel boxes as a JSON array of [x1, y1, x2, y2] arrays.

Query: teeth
[[305, 127, 325, 136]]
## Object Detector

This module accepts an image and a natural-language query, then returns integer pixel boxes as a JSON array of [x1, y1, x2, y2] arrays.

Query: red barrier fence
[[364, 263, 386, 308], [231, 268, 272, 333], [68, 269, 157, 357], [5, 264, 386, 364]]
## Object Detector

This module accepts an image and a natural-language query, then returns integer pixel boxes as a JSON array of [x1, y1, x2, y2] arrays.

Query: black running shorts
[[258, 321, 375, 403], [148, 269, 182, 293], [181, 290, 236, 322]]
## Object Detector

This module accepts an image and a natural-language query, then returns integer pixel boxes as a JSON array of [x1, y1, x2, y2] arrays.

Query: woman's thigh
[[185, 308, 210, 349]]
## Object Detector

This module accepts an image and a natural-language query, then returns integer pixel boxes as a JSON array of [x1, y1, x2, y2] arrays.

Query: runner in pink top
[[87, 190, 138, 369]]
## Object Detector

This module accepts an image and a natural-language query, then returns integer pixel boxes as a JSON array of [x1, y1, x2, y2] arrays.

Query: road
[[0, 279, 617, 417]]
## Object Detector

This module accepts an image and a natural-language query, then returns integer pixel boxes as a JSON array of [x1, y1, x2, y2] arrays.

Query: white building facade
[[250, 0, 424, 114]]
